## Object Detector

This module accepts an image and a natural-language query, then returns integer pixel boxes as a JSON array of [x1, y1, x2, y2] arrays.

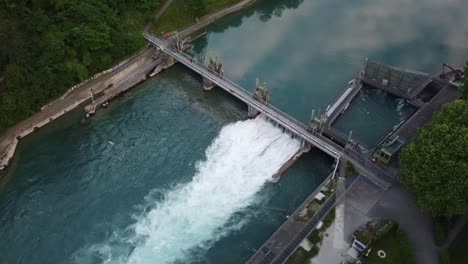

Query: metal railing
[[146, 34, 395, 189], [145, 34, 341, 159], [272, 176, 358, 264], [245, 169, 336, 264]]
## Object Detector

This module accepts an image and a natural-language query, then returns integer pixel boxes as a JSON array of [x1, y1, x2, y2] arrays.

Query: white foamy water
[[123, 116, 300, 264]]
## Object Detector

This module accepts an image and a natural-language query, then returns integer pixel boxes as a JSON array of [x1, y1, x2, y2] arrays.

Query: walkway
[[246, 174, 357, 264], [368, 183, 439, 264]]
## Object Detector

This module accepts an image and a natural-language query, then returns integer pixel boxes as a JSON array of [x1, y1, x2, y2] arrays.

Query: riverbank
[[0, 0, 256, 173], [153, 0, 255, 36], [0, 47, 159, 172]]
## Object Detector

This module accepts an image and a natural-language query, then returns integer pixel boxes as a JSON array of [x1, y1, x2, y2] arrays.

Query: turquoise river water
[[1, 0, 467, 263]]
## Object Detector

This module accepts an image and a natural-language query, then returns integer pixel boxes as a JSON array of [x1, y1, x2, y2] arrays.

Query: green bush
[[363, 225, 415, 264], [441, 249, 450, 264], [345, 162, 356, 177], [400, 99, 468, 218], [307, 229, 321, 244]]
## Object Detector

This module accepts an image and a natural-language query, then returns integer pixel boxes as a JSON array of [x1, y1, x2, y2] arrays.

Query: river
[[1, 0, 467, 263]]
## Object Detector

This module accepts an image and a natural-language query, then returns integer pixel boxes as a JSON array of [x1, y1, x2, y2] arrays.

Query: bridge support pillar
[[248, 78, 270, 118], [203, 57, 223, 91], [151, 53, 175, 76], [203, 78, 215, 91], [301, 140, 312, 153], [248, 105, 260, 118]]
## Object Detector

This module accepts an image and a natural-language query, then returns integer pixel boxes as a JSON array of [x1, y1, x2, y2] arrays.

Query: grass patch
[[286, 246, 319, 264], [296, 180, 336, 222], [362, 225, 415, 264], [322, 208, 335, 227], [153, 0, 242, 34], [346, 161, 356, 177], [434, 217, 454, 246], [448, 221, 468, 264], [307, 229, 321, 244]]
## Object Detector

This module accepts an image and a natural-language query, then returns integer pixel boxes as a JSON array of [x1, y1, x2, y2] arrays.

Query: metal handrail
[[145, 35, 397, 183], [146, 35, 342, 159]]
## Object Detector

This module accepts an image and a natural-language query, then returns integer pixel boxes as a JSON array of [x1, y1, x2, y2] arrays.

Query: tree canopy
[[459, 62, 468, 99], [400, 98, 468, 218], [0, 0, 160, 133]]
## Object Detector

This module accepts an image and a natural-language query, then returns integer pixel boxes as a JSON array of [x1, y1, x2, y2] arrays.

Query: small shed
[[373, 135, 405, 164]]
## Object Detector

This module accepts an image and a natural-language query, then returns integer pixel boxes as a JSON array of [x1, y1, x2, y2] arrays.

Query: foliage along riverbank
[[400, 64, 467, 264], [0, 0, 162, 134], [153, 0, 243, 35], [400, 64, 467, 219]]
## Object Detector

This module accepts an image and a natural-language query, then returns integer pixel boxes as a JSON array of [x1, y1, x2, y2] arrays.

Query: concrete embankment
[[85, 53, 163, 115], [0, 48, 160, 172]]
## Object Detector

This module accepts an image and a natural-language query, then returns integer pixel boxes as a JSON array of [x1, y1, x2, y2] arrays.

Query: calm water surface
[[1, 0, 467, 263]]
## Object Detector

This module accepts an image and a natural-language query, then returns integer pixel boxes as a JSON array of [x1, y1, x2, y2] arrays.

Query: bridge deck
[[145, 34, 394, 190], [146, 35, 341, 157]]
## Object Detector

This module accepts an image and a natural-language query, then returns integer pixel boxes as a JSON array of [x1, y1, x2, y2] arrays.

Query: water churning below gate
[[79, 116, 300, 264]]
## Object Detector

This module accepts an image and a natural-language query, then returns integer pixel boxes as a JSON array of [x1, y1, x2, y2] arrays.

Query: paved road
[[368, 183, 439, 264], [317, 178, 439, 264]]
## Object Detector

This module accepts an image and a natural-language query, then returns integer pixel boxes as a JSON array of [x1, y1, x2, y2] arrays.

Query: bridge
[[144, 33, 393, 190]]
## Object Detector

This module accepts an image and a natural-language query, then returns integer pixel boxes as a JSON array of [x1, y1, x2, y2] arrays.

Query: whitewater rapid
[[127, 116, 301, 264], [76, 116, 300, 264]]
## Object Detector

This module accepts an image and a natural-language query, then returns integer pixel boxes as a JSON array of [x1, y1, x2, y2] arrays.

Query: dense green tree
[[185, 0, 206, 19], [459, 62, 468, 99], [400, 99, 468, 218], [0, 0, 161, 133]]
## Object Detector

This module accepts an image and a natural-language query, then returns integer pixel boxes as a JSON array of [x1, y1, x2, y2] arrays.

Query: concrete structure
[[144, 33, 396, 190], [372, 68, 462, 164], [324, 79, 362, 129], [359, 59, 431, 106]]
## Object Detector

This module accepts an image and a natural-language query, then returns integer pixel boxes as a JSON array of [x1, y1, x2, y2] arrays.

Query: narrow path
[[439, 214, 468, 249], [333, 159, 348, 250], [178, 0, 255, 38], [368, 183, 439, 264], [144, 0, 177, 33]]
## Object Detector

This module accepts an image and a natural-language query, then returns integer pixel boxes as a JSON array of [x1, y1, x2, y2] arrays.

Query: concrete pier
[[272, 140, 312, 180], [324, 79, 362, 128], [247, 105, 260, 118]]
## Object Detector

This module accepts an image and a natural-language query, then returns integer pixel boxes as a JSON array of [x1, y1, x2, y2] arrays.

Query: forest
[[0, 0, 305, 134], [0, 0, 161, 133]]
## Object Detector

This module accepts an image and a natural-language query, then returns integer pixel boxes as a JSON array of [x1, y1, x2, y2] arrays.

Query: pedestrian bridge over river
[[144, 33, 393, 190]]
